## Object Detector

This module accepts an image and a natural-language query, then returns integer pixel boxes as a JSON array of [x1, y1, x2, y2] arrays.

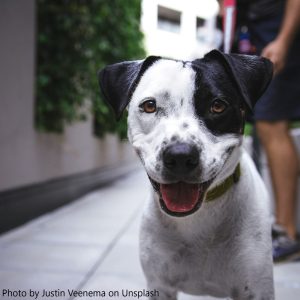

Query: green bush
[[36, 0, 145, 138]]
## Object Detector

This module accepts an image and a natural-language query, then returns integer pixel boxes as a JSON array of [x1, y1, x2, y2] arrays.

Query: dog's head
[[98, 50, 273, 217]]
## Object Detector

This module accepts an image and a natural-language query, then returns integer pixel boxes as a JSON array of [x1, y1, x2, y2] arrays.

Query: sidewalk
[[0, 168, 299, 300]]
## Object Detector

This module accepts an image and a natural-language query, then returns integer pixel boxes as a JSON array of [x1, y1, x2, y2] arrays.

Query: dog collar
[[205, 163, 241, 202]]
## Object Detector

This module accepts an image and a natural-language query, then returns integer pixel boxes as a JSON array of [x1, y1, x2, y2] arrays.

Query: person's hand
[[261, 39, 289, 75]]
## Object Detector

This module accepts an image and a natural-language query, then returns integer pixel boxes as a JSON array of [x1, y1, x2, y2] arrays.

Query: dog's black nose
[[163, 143, 199, 174]]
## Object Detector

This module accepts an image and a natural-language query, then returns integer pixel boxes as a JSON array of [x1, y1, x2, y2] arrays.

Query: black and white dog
[[98, 50, 274, 300]]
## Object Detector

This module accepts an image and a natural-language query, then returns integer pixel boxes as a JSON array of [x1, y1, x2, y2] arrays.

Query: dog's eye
[[140, 99, 157, 113], [210, 99, 228, 114]]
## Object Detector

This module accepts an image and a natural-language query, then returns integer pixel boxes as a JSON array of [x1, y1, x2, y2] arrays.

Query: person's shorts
[[248, 14, 300, 121]]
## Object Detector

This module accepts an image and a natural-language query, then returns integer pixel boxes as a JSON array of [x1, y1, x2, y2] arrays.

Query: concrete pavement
[[0, 168, 299, 300]]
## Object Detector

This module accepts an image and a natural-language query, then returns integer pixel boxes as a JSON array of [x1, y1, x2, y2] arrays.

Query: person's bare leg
[[256, 120, 299, 239]]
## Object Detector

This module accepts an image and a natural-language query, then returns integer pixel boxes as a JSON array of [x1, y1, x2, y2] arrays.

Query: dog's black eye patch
[[204, 102, 243, 135], [193, 64, 244, 135]]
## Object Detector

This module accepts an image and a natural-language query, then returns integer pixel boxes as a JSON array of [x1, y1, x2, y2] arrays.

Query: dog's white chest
[[140, 203, 239, 297]]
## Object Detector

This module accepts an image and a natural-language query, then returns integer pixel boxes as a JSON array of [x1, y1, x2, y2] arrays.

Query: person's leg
[[256, 120, 299, 239]]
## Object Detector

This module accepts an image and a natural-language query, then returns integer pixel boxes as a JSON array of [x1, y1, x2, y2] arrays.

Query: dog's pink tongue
[[160, 182, 200, 213]]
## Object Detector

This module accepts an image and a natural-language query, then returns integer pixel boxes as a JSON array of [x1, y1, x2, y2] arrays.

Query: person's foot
[[272, 224, 300, 263]]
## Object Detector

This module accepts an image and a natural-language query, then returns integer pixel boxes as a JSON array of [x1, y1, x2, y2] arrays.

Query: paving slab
[[0, 241, 102, 274]]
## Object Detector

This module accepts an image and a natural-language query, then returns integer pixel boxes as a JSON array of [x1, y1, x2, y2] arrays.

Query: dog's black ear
[[98, 56, 161, 120], [204, 49, 273, 111]]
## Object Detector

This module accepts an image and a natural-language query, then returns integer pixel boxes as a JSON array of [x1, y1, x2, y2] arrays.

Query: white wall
[[0, 0, 136, 191], [141, 0, 220, 60]]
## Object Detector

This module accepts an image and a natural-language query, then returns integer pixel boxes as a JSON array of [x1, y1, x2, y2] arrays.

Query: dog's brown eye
[[141, 99, 156, 113], [211, 99, 228, 114]]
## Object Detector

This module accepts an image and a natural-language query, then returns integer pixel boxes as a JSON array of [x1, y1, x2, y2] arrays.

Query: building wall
[[141, 0, 220, 60], [0, 0, 136, 192]]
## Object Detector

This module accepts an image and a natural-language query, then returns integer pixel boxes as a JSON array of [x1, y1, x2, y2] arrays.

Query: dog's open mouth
[[149, 178, 212, 217]]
